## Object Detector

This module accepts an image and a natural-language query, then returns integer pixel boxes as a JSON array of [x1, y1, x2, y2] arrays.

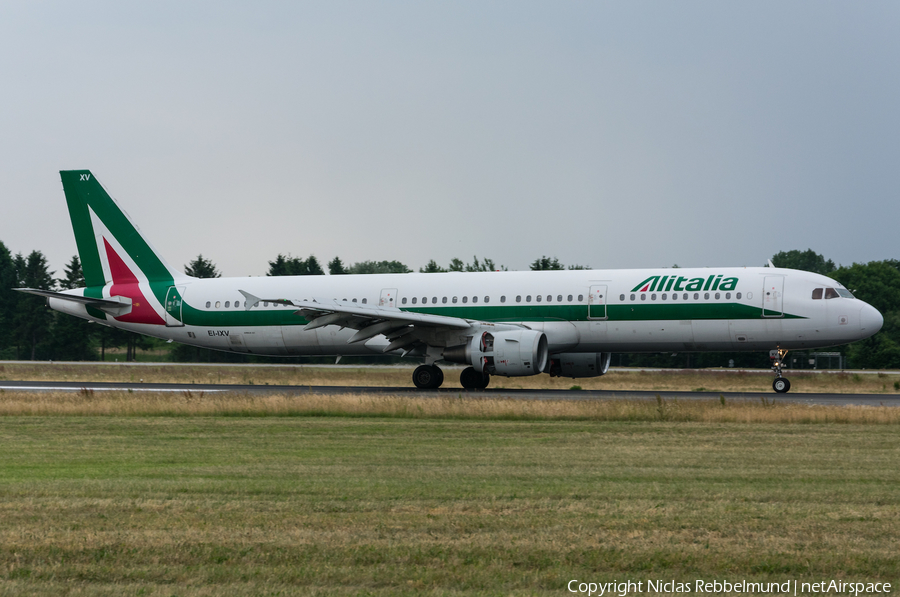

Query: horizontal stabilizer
[[16, 288, 133, 316]]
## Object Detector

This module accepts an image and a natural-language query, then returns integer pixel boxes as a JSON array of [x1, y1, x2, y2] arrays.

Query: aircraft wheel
[[773, 377, 791, 393], [460, 367, 489, 390], [413, 365, 442, 389]]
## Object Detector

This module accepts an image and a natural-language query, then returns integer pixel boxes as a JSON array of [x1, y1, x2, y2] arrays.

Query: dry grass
[[0, 389, 898, 424], [2, 362, 900, 394]]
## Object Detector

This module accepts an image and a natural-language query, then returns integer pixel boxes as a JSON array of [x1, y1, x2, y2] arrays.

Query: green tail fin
[[60, 170, 184, 288]]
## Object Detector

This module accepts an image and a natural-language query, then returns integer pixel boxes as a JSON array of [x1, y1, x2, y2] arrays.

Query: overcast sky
[[2, 2, 898, 278]]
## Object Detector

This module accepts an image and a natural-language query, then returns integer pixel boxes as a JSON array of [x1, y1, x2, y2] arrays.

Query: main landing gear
[[412, 364, 444, 389], [772, 348, 791, 393], [412, 365, 491, 390], [460, 367, 490, 390]]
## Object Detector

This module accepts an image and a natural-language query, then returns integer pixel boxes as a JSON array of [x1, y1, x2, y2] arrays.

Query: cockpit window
[[824, 288, 840, 299], [836, 288, 854, 298], [811, 288, 823, 300]]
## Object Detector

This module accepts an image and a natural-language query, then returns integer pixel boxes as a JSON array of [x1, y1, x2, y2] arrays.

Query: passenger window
[[225, 301, 230, 308], [546, 295, 551, 302], [693, 293, 699, 300], [352, 298, 358, 303], [661, 293, 667, 300], [704, 293, 709, 300], [651, 293, 657, 300], [462, 296, 468, 303], [500, 296, 506, 303], [725, 292, 731, 299], [683, 293, 688, 300], [536, 295, 542, 302], [811, 288, 823, 300], [472, 296, 478, 303], [236, 301, 241, 308], [432, 297, 437, 304], [516, 296, 522, 303], [215, 301, 221, 308], [715, 293, 720, 300], [672, 293, 677, 301], [557, 295, 563, 302], [453, 296, 458, 304], [619, 294, 625, 301], [206, 301, 211, 308], [824, 288, 840, 299], [442, 297, 448, 304], [578, 294, 584, 302], [422, 297, 427, 304], [403, 298, 408, 305], [630, 294, 635, 301], [641, 294, 647, 301], [484, 296, 490, 303], [362, 298, 367, 304], [411, 297, 417, 304], [736, 292, 741, 299], [526, 295, 532, 302], [568, 295, 573, 302]]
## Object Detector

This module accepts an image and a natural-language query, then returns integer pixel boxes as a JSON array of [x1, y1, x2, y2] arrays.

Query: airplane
[[16, 170, 884, 393]]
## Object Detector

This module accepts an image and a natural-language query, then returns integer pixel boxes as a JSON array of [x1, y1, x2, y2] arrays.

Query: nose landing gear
[[772, 348, 791, 393]]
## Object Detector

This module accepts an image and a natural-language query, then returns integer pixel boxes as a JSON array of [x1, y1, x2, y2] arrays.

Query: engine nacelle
[[548, 352, 612, 378], [443, 330, 549, 377]]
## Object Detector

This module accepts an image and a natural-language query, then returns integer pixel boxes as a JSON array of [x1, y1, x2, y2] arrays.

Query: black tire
[[460, 367, 481, 389], [460, 367, 490, 390], [413, 365, 440, 389], [433, 366, 444, 388], [773, 377, 791, 393]]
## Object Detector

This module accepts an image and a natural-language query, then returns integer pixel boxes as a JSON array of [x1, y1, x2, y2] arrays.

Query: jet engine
[[548, 352, 612, 378], [443, 330, 549, 377]]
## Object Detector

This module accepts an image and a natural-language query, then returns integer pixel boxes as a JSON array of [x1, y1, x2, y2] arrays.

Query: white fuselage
[[51, 267, 884, 359]]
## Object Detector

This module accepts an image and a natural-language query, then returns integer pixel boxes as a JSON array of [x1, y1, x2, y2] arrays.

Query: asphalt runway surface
[[1, 380, 896, 407]]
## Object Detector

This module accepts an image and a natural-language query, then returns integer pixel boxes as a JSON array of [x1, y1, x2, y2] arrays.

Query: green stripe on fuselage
[[177, 301, 802, 328]]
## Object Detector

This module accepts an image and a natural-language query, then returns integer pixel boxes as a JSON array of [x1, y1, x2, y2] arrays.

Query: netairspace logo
[[567, 579, 892, 596]]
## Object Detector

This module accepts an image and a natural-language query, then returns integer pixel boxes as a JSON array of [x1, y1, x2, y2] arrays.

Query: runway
[[1, 380, 896, 407]]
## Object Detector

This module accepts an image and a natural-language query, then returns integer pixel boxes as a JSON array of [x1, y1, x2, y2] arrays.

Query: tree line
[[2, 242, 898, 370]]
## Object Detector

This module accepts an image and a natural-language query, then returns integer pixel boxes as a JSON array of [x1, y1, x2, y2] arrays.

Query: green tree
[[448, 258, 465, 272], [530, 256, 564, 271], [771, 249, 836, 274], [328, 257, 348, 275], [185, 254, 221, 278], [305, 255, 325, 276], [0, 241, 19, 358], [14, 250, 55, 360], [419, 260, 447, 273], [831, 260, 900, 369], [267, 254, 325, 276], [52, 255, 96, 361], [347, 260, 411, 274]]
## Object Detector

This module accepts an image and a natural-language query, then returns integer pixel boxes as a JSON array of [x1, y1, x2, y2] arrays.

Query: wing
[[239, 290, 475, 353]]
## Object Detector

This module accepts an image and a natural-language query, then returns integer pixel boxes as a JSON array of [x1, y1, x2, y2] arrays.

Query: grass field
[[0, 390, 898, 595], [3, 361, 900, 394]]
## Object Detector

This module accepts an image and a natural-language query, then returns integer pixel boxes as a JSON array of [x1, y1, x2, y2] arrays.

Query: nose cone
[[859, 304, 884, 337]]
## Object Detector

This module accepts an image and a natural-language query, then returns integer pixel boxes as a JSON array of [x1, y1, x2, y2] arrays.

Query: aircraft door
[[164, 286, 186, 327], [588, 285, 608, 320], [379, 288, 398, 308], [762, 276, 784, 317]]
